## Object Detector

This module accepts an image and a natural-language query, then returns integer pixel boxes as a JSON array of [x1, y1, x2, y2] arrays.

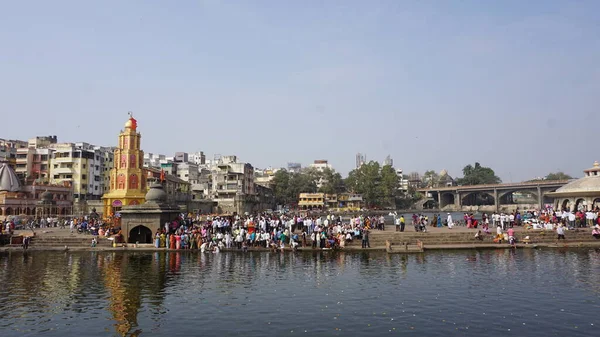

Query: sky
[[1, 0, 598, 182]]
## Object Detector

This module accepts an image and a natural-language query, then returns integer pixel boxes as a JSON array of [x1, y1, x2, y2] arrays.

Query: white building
[[143, 153, 170, 168], [309, 160, 332, 172], [48, 142, 109, 202], [190, 151, 206, 165], [177, 162, 200, 184], [210, 156, 256, 213]]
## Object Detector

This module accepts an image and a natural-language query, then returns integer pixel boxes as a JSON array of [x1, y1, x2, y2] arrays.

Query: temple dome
[[41, 190, 53, 201], [125, 116, 137, 130], [145, 183, 167, 203], [0, 161, 21, 192], [554, 161, 600, 194]]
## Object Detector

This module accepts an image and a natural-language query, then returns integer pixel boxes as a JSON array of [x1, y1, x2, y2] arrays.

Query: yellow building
[[298, 193, 325, 210], [102, 115, 146, 217]]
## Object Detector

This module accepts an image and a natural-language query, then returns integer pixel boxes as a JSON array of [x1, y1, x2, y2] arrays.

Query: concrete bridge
[[416, 180, 570, 213]]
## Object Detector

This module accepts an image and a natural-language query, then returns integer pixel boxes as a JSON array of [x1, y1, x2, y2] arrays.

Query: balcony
[[52, 167, 75, 175]]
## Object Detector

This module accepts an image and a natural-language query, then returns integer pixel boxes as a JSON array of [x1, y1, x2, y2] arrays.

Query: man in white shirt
[[586, 211, 594, 227], [567, 212, 576, 228]]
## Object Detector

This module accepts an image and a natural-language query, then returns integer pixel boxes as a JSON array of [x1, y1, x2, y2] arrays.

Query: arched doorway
[[575, 198, 586, 211], [5, 207, 12, 216], [129, 225, 153, 244], [561, 199, 570, 211], [593, 198, 600, 211]]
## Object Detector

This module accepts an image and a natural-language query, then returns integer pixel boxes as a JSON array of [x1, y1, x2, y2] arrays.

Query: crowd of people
[[3, 207, 600, 250], [146, 213, 393, 252]]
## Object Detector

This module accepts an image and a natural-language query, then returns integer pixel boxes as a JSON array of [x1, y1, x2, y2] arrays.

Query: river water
[[1, 249, 599, 337]]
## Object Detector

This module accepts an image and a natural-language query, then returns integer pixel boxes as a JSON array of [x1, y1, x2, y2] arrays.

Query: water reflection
[[0, 249, 599, 337]]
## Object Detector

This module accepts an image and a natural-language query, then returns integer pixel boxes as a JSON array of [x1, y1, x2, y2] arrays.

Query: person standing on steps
[[362, 229, 370, 248], [400, 215, 406, 232], [556, 223, 566, 243]]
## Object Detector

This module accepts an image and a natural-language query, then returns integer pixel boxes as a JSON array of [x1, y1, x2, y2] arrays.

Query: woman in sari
[[160, 232, 166, 248], [154, 231, 161, 248], [175, 233, 181, 250], [169, 234, 176, 249]]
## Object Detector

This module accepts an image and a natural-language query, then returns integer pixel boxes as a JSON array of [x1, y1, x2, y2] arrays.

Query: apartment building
[[49, 142, 111, 202], [211, 156, 256, 214], [143, 153, 169, 168], [176, 162, 199, 184], [0, 139, 26, 168]]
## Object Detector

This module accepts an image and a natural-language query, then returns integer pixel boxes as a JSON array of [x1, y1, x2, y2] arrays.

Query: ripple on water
[[0, 250, 599, 336]]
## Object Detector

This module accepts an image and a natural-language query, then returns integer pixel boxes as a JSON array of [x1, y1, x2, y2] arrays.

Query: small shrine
[[118, 182, 181, 244]]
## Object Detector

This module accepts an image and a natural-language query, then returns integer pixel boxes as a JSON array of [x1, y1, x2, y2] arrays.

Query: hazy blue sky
[[1, 0, 598, 181]]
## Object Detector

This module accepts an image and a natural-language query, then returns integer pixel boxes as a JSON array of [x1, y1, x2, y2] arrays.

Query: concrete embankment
[[2, 228, 600, 253]]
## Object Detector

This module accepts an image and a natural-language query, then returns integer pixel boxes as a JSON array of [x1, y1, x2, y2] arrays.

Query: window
[[129, 154, 136, 168], [65, 174, 72, 179], [129, 174, 139, 189], [40, 164, 47, 170], [82, 174, 87, 180], [53, 175, 59, 179], [54, 164, 58, 169], [117, 174, 125, 189], [82, 164, 86, 169]]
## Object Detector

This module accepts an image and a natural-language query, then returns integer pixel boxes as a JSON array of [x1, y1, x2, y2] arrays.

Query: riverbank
[[3, 226, 600, 253], [3, 241, 600, 253]]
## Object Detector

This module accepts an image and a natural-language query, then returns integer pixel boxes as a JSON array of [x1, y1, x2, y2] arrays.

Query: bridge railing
[[417, 180, 571, 192]]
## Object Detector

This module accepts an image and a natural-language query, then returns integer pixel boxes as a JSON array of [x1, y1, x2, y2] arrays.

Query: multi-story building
[[310, 160, 332, 172], [30, 148, 54, 183], [160, 162, 178, 176], [396, 169, 409, 193], [298, 193, 325, 210], [0, 139, 25, 169], [98, 146, 115, 196], [143, 153, 169, 168], [15, 147, 34, 182], [28, 135, 57, 149], [190, 151, 206, 166], [191, 168, 212, 200], [173, 152, 189, 163], [145, 167, 191, 207], [384, 155, 393, 167], [309, 160, 333, 188], [48, 142, 107, 202], [211, 155, 256, 214], [287, 162, 302, 174], [254, 167, 279, 189], [176, 162, 199, 184], [356, 153, 366, 168]]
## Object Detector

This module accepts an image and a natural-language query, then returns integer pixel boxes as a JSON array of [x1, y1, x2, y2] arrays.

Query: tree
[[318, 168, 345, 195], [380, 165, 399, 207], [422, 170, 439, 188], [272, 170, 291, 206], [271, 169, 317, 206], [346, 161, 400, 208], [545, 172, 573, 181], [456, 162, 501, 186]]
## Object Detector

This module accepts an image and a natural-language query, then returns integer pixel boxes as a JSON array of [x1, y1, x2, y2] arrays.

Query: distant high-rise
[[356, 153, 366, 168], [384, 155, 393, 167], [287, 162, 302, 173]]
